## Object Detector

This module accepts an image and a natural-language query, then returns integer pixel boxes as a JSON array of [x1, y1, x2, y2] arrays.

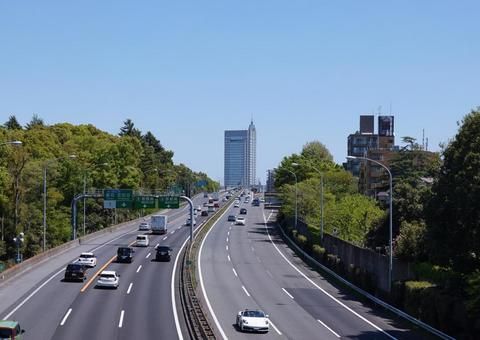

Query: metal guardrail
[[274, 217, 456, 340], [179, 197, 235, 339]]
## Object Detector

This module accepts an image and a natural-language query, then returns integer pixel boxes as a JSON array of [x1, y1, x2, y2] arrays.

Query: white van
[[207, 204, 215, 213], [136, 235, 149, 247]]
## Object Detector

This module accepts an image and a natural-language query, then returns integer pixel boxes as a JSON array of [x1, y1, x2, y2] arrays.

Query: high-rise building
[[224, 121, 257, 187]]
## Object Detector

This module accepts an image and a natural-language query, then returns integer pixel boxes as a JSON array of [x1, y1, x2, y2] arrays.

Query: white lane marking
[[318, 319, 341, 338], [269, 319, 282, 335], [263, 212, 397, 340], [60, 308, 72, 326], [163, 236, 168, 240], [256, 256, 261, 263], [266, 270, 273, 278], [118, 310, 125, 328], [226, 237, 229, 243], [226, 245, 229, 251], [198, 198, 233, 340], [242, 286, 250, 297], [227, 255, 231, 262], [227, 231, 230, 236], [282, 288, 294, 299], [171, 230, 176, 234], [251, 246, 254, 252], [146, 252, 151, 259], [156, 243, 160, 248], [136, 265, 142, 273], [232, 268, 238, 277], [3, 267, 64, 319], [127, 282, 133, 295]]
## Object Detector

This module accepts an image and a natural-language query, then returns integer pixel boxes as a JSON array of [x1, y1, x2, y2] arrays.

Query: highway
[[199, 195, 434, 339], [0, 194, 217, 340]]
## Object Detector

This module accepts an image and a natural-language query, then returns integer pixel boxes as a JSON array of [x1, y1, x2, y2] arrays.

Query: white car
[[96, 270, 119, 289], [235, 217, 246, 225], [234, 203, 240, 208], [138, 221, 150, 231], [186, 217, 196, 226], [196, 205, 202, 211], [136, 235, 149, 247], [74, 252, 97, 267], [236, 309, 269, 333]]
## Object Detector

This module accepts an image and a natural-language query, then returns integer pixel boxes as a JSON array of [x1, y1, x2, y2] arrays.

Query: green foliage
[[394, 220, 427, 261], [0, 120, 215, 264], [4, 115, 22, 130], [426, 109, 480, 273], [465, 270, 480, 316], [300, 141, 333, 163]]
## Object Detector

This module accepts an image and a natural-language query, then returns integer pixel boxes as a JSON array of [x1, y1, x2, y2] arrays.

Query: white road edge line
[[127, 282, 133, 295], [136, 265, 142, 273], [263, 211, 397, 340], [282, 288, 294, 299], [146, 252, 151, 259], [241, 286, 250, 297], [269, 319, 282, 335], [198, 202, 233, 340], [60, 308, 72, 326], [3, 267, 64, 319], [232, 268, 238, 277], [118, 310, 125, 328], [318, 319, 341, 338]]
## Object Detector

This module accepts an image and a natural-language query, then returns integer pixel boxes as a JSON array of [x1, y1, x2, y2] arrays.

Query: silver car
[[96, 270, 119, 289]]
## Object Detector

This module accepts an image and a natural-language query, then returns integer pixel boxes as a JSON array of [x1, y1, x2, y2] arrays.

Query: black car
[[201, 210, 208, 216], [228, 215, 236, 222], [155, 245, 172, 261], [117, 246, 135, 263], [64, 263, 87, 281], [240, 208, 247, 215]]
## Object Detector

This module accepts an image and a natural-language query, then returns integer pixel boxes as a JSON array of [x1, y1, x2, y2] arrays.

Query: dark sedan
[[155, 246, 172, 261], [64, 263, 87, 282]]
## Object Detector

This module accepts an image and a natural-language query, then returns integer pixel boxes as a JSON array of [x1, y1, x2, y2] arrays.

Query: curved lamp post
[[285, 169, 298, 229], [292, 162, 324, 242], [347, 155, 393, 292], [43, 154, 77, 251]]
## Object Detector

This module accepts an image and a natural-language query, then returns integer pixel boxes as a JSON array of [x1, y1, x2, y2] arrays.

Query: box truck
[[151, 215, 168, 234]]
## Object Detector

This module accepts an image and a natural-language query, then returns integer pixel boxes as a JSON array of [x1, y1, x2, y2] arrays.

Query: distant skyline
[[1, 1, 478, 184]]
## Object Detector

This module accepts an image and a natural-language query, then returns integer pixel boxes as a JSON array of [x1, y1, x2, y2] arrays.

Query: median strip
[[80, 255, 116, 292]]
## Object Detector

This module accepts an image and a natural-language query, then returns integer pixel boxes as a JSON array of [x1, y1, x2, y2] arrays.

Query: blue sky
[[1, 1, 478, 184]]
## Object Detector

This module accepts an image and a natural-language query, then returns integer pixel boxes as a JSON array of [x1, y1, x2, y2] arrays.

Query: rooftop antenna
[[426, 137, 429, 151]]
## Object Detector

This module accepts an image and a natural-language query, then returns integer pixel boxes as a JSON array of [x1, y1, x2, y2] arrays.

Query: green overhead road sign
[[103, 189, 133, 209], [134, 195, 156, 209], [158, 195, 180, 209]]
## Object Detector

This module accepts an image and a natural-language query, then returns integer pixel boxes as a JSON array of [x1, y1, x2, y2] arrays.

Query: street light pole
[[347, 155, 393, 292], [292, 162, 325, 242], [286, 169, 298, 229], [43, 155, 77, 252]]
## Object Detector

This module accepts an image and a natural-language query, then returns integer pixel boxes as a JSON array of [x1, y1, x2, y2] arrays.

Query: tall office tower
[[224, 121, 257, 187]]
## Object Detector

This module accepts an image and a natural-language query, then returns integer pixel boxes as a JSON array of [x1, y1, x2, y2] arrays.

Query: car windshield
[[67, 264, 82, 270], [118, 248, 131, 255], [80, 254, 93, 258], [157, 246, 170, 252], [136, 236, 145, 240], [0, 328, 14, 337], [244, 310, 265, 318], [100, 274, 115, 279]]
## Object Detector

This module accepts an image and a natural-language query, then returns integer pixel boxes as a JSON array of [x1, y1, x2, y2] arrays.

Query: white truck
[[151, 214, 168, 234], [212, 192, 220, 201]]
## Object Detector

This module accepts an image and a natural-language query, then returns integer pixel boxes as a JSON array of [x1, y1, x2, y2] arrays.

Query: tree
[[426, 109, 480, 273], [119, 118, 141, 138], [4, 116, 22, 130], [301, 141, 333, 162], [25, 114, 45, 130]]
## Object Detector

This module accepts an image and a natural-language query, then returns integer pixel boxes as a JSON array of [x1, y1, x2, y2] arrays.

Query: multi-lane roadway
[[1, 194, 214, 340], [199, 194, 434, 339]]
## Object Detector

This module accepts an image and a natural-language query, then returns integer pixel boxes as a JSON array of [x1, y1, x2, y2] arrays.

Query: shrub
[[296, 234, 308, 249], [404, 281, 435, 317], [312, 244, 325, 261]]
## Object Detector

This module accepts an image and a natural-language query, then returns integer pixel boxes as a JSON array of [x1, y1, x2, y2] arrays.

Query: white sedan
[[236, 309, 269, 333], [96, 270, 119, 289], [235, 217, 246, 225], [74, 252, 97, 268], [138, 221, 150, 231]]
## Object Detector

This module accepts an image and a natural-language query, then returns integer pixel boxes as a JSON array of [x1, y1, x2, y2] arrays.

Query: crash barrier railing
[[274, 215, 455, 340], [180, 196, 235, 339]]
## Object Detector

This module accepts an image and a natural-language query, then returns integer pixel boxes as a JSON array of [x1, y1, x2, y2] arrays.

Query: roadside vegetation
[[275, 109, 480, 338], [0, 115, 218, 268]]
